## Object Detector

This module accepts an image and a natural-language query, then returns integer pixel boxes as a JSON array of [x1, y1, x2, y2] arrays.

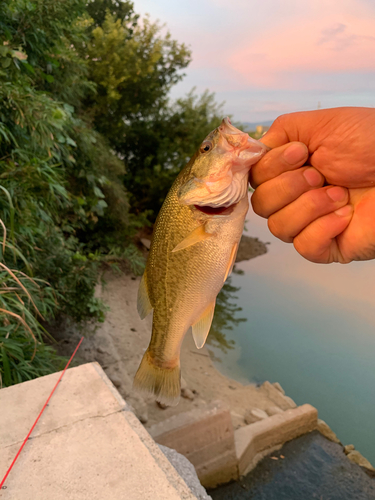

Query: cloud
[[318, 22, 375, 51]]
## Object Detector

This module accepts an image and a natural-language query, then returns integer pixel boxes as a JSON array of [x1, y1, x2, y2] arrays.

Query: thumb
[[260, 109, 334, 149]]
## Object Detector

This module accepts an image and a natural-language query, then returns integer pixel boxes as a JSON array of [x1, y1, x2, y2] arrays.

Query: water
[[213, 206, 375, 464]]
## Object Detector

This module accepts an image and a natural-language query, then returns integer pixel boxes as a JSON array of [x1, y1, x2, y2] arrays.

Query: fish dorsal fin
[[223, 242, 238, 282], [137, 272, 153, 319], [172, 225, 212, 253], [192, 300, 216, 349]]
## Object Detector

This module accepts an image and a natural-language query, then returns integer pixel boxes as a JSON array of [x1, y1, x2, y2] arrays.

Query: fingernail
[[327, 186, 347, 202], [283, 143, 308, 165], [335, 205, 353, 217], [303, 168, 321, 187]]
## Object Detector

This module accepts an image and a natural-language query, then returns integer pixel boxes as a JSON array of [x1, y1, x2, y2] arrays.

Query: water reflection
[[207, 270, 247, 353]]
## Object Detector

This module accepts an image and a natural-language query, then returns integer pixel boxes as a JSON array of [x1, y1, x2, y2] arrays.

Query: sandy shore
[[54, 235, 292, 428]]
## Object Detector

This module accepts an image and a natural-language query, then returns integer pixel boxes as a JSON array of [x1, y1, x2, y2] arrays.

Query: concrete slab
[[0, 363, 198, 500]]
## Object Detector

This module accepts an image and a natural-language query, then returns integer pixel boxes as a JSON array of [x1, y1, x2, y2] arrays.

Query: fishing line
[[0, 336, 84, 490]]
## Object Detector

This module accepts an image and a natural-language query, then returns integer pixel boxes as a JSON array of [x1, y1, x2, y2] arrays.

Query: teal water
[[213, 205, 375, 464]]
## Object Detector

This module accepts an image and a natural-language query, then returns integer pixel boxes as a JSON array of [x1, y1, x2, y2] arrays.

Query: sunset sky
[[136, 0, 375, 122]]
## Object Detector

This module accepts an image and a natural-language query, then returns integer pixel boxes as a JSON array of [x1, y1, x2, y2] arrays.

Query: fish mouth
[[194, 204, 236, 216]]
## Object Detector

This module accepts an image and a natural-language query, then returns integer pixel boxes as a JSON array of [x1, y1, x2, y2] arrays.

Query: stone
[[138, 412, 148, 424], [273, 382, 285, 395], [148, 402, 238, 488], [181, 388, 195, 400], [140, 238, 151, 250], [244, 408, 269, 424], [317, 419, 341, 444], [109, 374, 122, 388], [159, 445, 212, 500], [235, 404, 318, 476], [344, 444, 355, 454], [157, 401, 168, 410], [259, 381, 297, 410], [347, 450, 375, 471], [180, 377, 188, 390], [265, 406, 284, 416]]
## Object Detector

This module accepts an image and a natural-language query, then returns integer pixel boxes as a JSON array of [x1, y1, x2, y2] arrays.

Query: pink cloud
[[179, 0, 375, 90]]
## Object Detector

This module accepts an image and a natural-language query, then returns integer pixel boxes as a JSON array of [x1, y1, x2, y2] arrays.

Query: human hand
[[250, 107, 375, 264]]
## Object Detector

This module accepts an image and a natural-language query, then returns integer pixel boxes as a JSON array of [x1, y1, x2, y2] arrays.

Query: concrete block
[[148, 402, 238, 488], [235, 404, 318, 476], [0, 363, 198, 500]]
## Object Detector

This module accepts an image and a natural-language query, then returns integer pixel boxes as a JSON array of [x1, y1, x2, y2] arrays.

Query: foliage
[[0, 231, 66, 387], [0, 0, 232, 384], [208, 271, 247, 353]]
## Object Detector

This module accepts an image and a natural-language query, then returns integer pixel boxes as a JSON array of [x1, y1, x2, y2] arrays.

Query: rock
[[317, 419, 341, 444], [244, 408, 269, 424], [140, 238, 151, 250], [180, 377, 188, 390], [158, 445, 212, 500], [109, 374, 122, 388], [273, 382, 285, 395], [138, 412, 148, 424], [265, 406, 284, 416], [259, 381, 297, 410], [157, 401, 168, 410], [181, 388, 195, 400], [344, 444, 355, 454], [96, 346, 106, 354], [347, 450, 375, 471]]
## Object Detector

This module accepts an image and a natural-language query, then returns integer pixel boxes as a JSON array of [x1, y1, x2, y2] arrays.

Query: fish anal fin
[[172, 225, 212, 253], [137, 272, 153, 320], [224, 242, 238, 282], [192, 300, 216, 349]]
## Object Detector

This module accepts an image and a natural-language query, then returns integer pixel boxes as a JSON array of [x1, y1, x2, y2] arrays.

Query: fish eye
[[200, 141, 213, 154]]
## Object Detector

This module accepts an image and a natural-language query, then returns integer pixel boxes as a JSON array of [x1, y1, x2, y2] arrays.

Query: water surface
[[213, 206, 375, 464]]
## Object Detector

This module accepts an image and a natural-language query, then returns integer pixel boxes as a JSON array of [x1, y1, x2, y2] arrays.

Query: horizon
[[135, 0, 375, 123]]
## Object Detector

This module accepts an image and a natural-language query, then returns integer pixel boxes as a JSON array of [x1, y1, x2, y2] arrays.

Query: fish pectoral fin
[[192, 300, 216, 349], [172, 225, 212, 253], [137, 272, 153, 320], [224, 242, 238, 282]]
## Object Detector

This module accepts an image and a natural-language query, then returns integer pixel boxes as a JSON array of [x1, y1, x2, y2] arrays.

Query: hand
[[250, 107, 375, 264]]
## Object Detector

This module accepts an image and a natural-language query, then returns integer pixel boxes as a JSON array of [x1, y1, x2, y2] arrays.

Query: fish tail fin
[[133, 350, 181, 406]]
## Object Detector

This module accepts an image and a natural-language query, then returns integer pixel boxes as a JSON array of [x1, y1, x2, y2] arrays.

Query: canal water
[[212, 203, 375, 464]]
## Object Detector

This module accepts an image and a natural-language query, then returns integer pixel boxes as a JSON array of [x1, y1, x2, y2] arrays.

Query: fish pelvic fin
[[137, 271, 153, 320], [224, 242, 239, 282], [192, 300, 216, 349], [172, 225, 212, 253], [133, 350, 181, 406]]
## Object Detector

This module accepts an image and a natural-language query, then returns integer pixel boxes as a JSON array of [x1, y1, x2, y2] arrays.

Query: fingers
[[293, 205, 354, 263], [250, 142, 309, 188], [252, 167, 324, 218], [267, 186, 349, 243]]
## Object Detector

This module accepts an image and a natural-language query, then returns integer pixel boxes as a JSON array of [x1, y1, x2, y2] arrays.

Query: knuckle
[[251, 188, 268, 217], [268, 215, 293, 243]]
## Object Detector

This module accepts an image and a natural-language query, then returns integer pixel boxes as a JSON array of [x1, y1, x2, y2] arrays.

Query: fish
[[133, 117, 269, 405]]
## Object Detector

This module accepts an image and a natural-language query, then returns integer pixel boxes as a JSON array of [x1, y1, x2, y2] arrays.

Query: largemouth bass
[[134, 118, 268, 405]]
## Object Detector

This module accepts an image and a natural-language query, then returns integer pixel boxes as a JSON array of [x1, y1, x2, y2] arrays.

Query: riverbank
[[54, 235, 287, 429], [52, 233, 374, 481]]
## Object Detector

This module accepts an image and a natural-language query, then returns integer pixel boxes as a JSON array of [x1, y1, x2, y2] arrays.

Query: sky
[[134, 0, 375, 123]]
